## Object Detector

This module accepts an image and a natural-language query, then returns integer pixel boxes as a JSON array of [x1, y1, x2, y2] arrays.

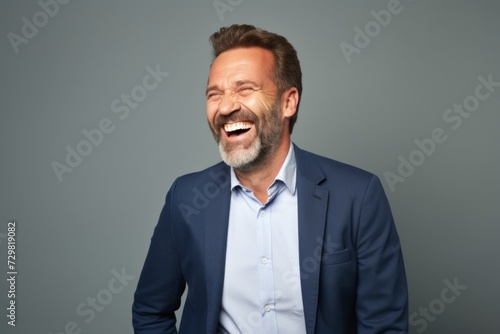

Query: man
[[133, 24, 408, 333]]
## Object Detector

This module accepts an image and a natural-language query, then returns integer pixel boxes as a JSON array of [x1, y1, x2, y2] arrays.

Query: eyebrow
[[205, 80, 261, 95]]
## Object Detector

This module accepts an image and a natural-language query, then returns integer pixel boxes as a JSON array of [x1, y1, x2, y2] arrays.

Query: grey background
[[1, 0, 498, 333]]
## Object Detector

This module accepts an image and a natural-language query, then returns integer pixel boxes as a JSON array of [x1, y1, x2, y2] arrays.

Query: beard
[[208, 100, 283, 171]]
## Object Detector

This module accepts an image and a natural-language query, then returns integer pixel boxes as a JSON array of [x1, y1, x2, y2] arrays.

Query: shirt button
[[260, 211, 266, 217], [261, 257, 268, 264], [264, 305, 271, 312]]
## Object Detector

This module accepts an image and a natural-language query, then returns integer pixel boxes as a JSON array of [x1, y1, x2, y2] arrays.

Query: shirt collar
[[230, 143, 297, 195]]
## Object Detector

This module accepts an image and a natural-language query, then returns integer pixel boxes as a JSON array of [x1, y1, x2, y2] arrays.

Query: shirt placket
[[256, 192, 278, 333]]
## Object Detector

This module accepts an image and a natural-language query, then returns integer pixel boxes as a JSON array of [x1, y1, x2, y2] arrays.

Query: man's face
[[206, 47, 285, 171]]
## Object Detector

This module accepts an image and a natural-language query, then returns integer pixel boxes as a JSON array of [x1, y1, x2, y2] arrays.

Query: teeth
[[224, 122, 253, 132]]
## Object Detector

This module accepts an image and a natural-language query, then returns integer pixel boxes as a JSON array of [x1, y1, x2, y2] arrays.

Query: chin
[[219, 139, 262, 170]]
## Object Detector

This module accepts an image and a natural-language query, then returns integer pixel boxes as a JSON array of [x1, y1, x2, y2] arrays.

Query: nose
[[218, 90, 241, 115]]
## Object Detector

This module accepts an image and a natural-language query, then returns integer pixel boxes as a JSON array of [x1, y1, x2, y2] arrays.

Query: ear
[[281, 87, 299, 119]]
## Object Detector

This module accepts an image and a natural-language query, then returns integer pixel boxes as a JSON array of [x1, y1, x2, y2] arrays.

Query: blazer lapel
[[295, 145, 329, 334], [204, 166, 232, 334]]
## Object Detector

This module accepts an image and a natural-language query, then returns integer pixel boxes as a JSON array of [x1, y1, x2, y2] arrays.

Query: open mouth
[[223, 121, 253, 137]]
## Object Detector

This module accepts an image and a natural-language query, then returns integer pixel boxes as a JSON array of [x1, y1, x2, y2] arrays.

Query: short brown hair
[[209, 24, 302, 134]]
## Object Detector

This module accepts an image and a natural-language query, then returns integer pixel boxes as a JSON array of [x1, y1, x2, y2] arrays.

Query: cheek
[[206, 103, 217, 121], [243, 95, 275, 116]]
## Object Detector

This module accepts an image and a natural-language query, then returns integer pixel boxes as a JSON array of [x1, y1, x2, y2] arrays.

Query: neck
[[234, 139, 291, 204]]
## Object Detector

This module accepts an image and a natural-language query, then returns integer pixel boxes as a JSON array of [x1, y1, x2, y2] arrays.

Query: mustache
[[213, 109, 259, 129]]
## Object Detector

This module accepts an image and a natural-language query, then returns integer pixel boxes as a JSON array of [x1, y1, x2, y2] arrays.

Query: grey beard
[[218, 136, 262, 171]]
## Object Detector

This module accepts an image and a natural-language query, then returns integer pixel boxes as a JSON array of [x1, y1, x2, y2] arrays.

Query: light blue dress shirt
[[219, 144, 306, 334]]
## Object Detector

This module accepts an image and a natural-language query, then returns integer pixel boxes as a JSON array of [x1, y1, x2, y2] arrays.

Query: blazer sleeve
[[132, 179, 185, 334], [355, 175, 408, 334]]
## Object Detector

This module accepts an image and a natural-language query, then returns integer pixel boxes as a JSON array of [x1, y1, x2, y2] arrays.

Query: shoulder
[[294, 145, 389, 208], [294, 145, 376, 187], [168, 161, 231, 198]]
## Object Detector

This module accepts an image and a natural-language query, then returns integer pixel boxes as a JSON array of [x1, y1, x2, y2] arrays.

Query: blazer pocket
[[321, 248, 351, 266]]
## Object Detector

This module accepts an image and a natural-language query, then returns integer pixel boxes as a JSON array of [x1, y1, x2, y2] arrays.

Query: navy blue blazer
[[133, 145, 408, 333]]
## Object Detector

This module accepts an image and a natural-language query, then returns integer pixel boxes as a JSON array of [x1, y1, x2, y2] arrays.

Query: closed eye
[[238, 87, 254, 96], [207, 92, 222, 101]]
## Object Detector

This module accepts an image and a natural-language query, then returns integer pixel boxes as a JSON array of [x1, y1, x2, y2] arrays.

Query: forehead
[[208, 47, 275, 85]]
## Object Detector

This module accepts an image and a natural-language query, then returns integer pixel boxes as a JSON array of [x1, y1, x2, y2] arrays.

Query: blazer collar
[[293, 143, 326, 185]]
